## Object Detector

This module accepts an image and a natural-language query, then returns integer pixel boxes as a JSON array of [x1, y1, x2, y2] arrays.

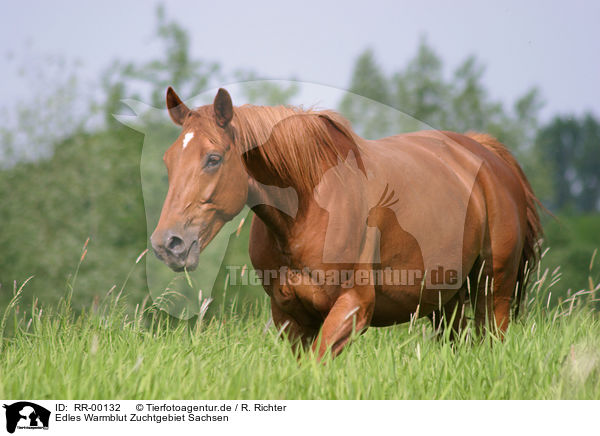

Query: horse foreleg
[[270, 300, 317, 355], [312, 286, 375, 360]]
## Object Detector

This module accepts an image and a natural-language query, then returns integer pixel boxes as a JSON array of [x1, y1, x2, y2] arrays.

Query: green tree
[[101, 5, 222, 118], [339, 48, 393, 138], [393, 38, 451, 130], [535, 114, 600, 212]]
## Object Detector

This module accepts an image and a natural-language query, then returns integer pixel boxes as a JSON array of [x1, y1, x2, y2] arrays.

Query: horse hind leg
[[490, 260, 520, 334], [471, 245, 521, 336], [428, 251, 518, 339]]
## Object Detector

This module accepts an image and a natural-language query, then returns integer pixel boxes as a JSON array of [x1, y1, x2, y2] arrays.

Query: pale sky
[[1, 0, 599, 121]]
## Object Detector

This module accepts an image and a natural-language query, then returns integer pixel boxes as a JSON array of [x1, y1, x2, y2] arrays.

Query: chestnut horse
[[151, 87, 542, 359]]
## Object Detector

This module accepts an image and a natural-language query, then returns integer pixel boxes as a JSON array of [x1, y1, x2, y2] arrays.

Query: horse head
[[150, 87, 248, 271]]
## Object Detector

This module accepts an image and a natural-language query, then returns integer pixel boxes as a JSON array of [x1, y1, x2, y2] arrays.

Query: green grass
[[1, 258, 599, 400]]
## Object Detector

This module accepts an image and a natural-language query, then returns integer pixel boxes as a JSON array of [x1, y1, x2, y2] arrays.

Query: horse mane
[[230, 104, 364, 194]]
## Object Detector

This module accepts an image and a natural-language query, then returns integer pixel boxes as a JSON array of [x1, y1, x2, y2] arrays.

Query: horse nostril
[[166, 235, 185, 254]]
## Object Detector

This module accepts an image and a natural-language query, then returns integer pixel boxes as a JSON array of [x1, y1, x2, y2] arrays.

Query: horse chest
[[249, 215, 341, 318]]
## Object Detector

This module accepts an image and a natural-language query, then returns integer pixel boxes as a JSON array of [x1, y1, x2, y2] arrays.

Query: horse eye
[[204, 153, 223, 169]]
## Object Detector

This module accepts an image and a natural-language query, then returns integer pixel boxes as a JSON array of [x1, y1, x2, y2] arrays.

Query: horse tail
[[465, 132, 544, 317]]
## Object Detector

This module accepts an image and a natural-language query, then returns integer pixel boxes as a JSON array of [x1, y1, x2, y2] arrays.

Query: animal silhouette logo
[[2, 402, 50, 433]]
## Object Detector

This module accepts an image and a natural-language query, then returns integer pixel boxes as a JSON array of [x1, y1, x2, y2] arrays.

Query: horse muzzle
[[150, 227, 202, 272]]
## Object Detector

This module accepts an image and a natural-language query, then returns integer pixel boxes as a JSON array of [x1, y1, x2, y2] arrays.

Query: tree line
[[0, 8, 598, 311]]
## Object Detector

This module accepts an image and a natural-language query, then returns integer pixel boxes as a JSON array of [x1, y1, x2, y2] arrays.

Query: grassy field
[[1, 258, 599, 400]]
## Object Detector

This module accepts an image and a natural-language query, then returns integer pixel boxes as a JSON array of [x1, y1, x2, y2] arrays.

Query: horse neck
[[246, 177, 306, 244], [235, 104, 359, 247]]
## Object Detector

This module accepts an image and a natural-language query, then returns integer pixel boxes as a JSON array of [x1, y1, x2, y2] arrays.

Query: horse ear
[[166, 86, 190, 126], [214, 88, 233, 127]]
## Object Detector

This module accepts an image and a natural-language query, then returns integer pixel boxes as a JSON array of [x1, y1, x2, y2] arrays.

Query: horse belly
[[370, 273, 461, 327], [371, 289, 420, 326], [368, 224, 464, 326]]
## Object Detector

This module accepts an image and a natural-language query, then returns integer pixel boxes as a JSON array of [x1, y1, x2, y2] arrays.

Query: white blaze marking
[[182, 132, 194, 149]]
